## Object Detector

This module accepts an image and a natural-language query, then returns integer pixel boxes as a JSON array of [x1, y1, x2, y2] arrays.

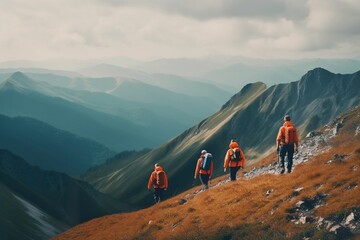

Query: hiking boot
[[280, 168, 285, 174], [288, 169, 292, 173]]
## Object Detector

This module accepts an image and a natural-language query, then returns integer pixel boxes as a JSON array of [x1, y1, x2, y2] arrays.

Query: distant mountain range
[[202, 58, 360, 91], [0, 150, 132, 240], [82, 68, 360, 207], [0, 72, 228, 154]]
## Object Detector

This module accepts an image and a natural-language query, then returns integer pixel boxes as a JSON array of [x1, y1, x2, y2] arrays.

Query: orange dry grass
[[54, 110, 360, 240]]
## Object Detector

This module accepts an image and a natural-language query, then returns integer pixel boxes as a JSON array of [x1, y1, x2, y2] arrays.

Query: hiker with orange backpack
[[276, 115, 299, 174], [148, 163, 168, 204], [224, 139, 246, 181], [194, 150, 214, 190]]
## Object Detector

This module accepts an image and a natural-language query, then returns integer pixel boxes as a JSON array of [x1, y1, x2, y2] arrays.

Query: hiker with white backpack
[[147, 163, 168, 204], [224, 139, 246, 181], [194, 150, 214, 190]]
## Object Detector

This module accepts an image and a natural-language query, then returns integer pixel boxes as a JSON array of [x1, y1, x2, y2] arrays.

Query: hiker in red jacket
[[224, 139, 246, 181], [276, 115, 299, 174], [148, 163, 168, 204], [194, 150, 214, 190]]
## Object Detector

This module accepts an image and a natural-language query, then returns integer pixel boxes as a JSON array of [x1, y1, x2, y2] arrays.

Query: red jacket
[[224, 141, 246, 168], [148, 166, 168, 189]]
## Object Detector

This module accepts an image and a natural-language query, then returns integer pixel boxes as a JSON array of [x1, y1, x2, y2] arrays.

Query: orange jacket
[[194, 154, 214, 177], [224, 141, 246, 168], [276, 121, 299, 145], [148, 166, 168, 189]]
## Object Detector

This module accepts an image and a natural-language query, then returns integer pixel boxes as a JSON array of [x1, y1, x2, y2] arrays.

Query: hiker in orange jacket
[[276, 115, 299, 174], [194, 150, 214, 190], [224, 139, 246, 181], [148, 163, 168, 203]]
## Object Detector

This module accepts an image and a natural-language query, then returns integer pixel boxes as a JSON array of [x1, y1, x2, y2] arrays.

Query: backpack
[[200, 153, 212, 170], [230, 148, 242, 162], [154, 170, 165, 187], [284, 125, 297, 144]]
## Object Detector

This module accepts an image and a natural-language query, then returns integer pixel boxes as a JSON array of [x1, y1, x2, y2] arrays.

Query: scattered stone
[[306, 131, 321, 138], [343, 182, 358, 191], [265, 189, 273, 196], [333, 154, 350, 163], [178, 198, 188, 205], [148, 220, 153, 225], [326, 221, 335, 230], [299, 216, 307, 224], [294, 187, 304, 193], [345, 212, 355, 225], [296, 201, 304, 208], [316, 217, 324, 229], [329, 224, 342, 233], [355, 126, 360, 136]]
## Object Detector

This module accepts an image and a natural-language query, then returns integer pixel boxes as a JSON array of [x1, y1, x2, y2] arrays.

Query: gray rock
[[345, 212, 355, 225]]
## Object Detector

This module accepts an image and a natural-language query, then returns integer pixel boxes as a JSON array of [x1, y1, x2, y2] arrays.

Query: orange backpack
[[154, 170, 165, 187], [284, 125, 297, 144]]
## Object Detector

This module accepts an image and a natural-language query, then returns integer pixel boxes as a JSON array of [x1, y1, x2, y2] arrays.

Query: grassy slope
[[53, 107, 360, 240]]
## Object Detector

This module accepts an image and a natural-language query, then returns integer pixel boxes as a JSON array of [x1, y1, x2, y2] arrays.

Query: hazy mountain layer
[[0, 114, 115, 175], [82, 68, 360, 208], [203, 58, 360, 92], [0, 72, 155, 151], [0, 71, 229, 151]]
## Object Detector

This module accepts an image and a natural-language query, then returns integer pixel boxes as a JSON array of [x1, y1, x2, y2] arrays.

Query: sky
[[1, 0, 360, 64]]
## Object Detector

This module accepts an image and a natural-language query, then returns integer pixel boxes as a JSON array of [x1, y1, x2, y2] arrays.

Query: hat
[[154, 163, 159, 167], [284, 115, 291, 121], [201, 150, 207, 154]]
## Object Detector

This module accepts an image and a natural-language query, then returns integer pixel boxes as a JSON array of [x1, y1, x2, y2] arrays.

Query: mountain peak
[[297, 67, 335, 91], [221, 82, 267, 110], [306, 67, 332, 76], [9, 71, 29, 80], [0, 71, 37, 92]]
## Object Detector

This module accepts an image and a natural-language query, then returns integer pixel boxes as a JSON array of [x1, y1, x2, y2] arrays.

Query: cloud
[[0, 0, 359, 64], [95, 0, 309, 21]]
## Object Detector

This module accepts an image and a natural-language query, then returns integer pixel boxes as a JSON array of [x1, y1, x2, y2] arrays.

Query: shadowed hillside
[[82, 68, 360, 208], [0, 114, 114, 175], [54, 105, 360, 240], [0, 150, 134, 240]]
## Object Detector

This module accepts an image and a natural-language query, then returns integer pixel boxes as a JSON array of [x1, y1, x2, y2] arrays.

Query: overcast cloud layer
[[1, 0, 360, 63]]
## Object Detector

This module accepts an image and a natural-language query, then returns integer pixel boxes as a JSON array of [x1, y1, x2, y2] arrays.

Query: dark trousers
[[230, 166, 240, 181], [153, 188, 165, 203], [199, 174, 210, 190], [280, 144, 294, 172]]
